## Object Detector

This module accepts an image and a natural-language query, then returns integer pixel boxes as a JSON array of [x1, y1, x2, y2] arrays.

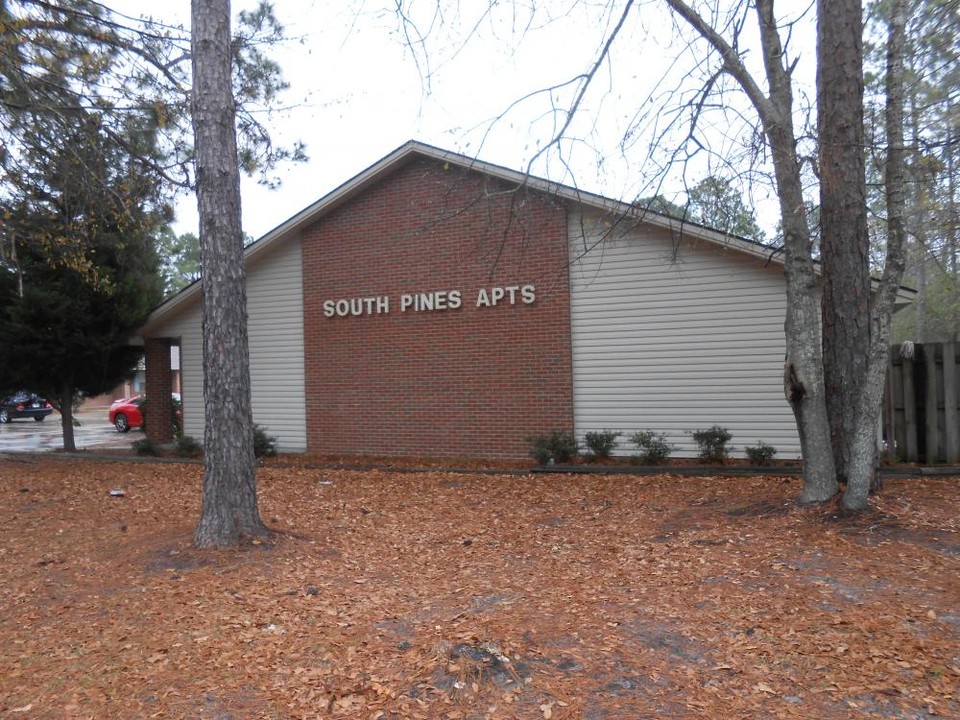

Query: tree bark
[[191, 0, 268, 547], [817, 0, 872, 488], [663, 0, 839, 503], [909, 94, 928, 343], [842, 0, 908, 509], [750, 0, 838, 502], [59, 381, 76, 453]]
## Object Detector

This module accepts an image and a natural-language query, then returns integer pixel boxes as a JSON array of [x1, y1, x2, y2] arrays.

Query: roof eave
[[139, 139, 915, 338]]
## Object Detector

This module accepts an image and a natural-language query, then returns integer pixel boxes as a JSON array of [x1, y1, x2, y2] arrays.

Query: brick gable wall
[[301, 157, 573, 459]]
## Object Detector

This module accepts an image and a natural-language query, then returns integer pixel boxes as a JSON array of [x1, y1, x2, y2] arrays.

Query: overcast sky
[[160, 1, 817, 239]]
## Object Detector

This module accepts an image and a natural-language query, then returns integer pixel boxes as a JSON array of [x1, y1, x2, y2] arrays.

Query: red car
[[108, 395, 145, 432], [109, 394, 181, 433]]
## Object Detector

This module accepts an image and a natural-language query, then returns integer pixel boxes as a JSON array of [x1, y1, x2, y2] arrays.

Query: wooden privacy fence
[[884, 342, 960, 464]]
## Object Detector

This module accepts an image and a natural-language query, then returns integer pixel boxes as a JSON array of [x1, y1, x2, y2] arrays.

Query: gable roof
[[140, 139, 914, 335]]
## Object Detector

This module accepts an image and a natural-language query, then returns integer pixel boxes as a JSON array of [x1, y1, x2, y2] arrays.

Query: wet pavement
[[0, 407, 135, 454]]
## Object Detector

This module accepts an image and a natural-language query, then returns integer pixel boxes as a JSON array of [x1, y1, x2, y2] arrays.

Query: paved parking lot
[[0, 406, 135, 453]]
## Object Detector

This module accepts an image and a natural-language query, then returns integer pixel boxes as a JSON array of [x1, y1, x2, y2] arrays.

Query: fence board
[[903, 354, 918, 460], [884, 359, 896, 458], [885, 341, 960, 464], [945, 343, 959, 463], [926, 346, 939, 462]]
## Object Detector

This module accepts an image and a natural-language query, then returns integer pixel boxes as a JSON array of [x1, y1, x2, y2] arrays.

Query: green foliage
[[892, 263, 960, 343], [172, 395, 183, 438], [139, 395, 183, 438], [155, 230, 260, 299], [0, 220, 162, 420], [686, 176, 766, 243], [690, 425, 733, 464], [0, 0, 304, 205], [630, 430, 675, 465], [156, 229, 202, 298], [0, 30, 166, 430], [642, 177, 766, 244], [253, 424, 278, 458], [584, 430, 621, 460], [132, 437, 159, 456], [866, 0, 958, 337], [745, 441, 777, 466], [175, 435, 203, 459], [527, 430, 578, 465], [640, 194, 686, 218]]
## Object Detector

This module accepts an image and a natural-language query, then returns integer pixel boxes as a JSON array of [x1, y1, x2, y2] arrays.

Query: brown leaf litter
[[0, 458, 957, 719]]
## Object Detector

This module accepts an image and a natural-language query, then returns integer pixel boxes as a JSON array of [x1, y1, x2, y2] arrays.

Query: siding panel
[[569, 210, 800, 458], [158, 237, 307, 452], [247, 237, 306, 451]]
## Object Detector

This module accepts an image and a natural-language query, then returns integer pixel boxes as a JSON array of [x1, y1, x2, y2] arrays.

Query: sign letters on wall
[[322, 284, 536, 319]]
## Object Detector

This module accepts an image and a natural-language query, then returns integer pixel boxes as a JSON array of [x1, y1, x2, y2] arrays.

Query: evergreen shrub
[[584, 430, 622, 460], [254, 424, 278, 458], [745, 441, 777, 465], [691, 425, 733, 464], [630, 430, 675, 464], [175, 434, 203, 458], [527, 430, 578, 465]]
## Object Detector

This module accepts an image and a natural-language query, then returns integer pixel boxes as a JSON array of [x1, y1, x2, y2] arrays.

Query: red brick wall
[[301, 157, 573, 459], [144, 338, 174, 444]]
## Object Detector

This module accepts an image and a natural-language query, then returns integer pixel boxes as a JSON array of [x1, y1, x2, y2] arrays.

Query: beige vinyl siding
[[247, 236, 306, 451], [159, 236, 307, 452], [569, 209, 800, 458]]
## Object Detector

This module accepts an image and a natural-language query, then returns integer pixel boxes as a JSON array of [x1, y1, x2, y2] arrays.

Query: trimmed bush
[[690, 425, 733, 464], [584, 430, 622, 460], [253, 424, 278, 458], [175, 435, 203, 459], [745, 441, 777, 466], [172, 395, 183, 438], [630, 430, 675, 465], [527, 430, 578, 465], [132, 437, 159, 456]]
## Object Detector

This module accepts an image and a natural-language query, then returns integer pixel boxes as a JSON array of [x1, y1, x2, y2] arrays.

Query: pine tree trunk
[[843, 0, 908, 509], [191, 0, 268, 548], [782, 269, 838, 504], [59, 381, 76, 453], [671, 0, 840, 502], [754, 0, 838, 502], [779, 203, 838, 503], [817, 0, 872, 488], [910, 95, 928, 343]]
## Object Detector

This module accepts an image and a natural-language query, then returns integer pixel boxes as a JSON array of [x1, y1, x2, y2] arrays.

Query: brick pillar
[[144, 338, 174, 444]]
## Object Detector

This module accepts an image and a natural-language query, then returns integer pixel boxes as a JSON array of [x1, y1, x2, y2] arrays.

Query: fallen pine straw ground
[[0, 458, 957, 719]]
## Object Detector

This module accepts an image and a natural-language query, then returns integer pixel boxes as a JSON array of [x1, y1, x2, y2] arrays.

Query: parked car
[[108, 395, 145, 432], [0, 391, 54, 423], [109, 394, 182, 433]]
